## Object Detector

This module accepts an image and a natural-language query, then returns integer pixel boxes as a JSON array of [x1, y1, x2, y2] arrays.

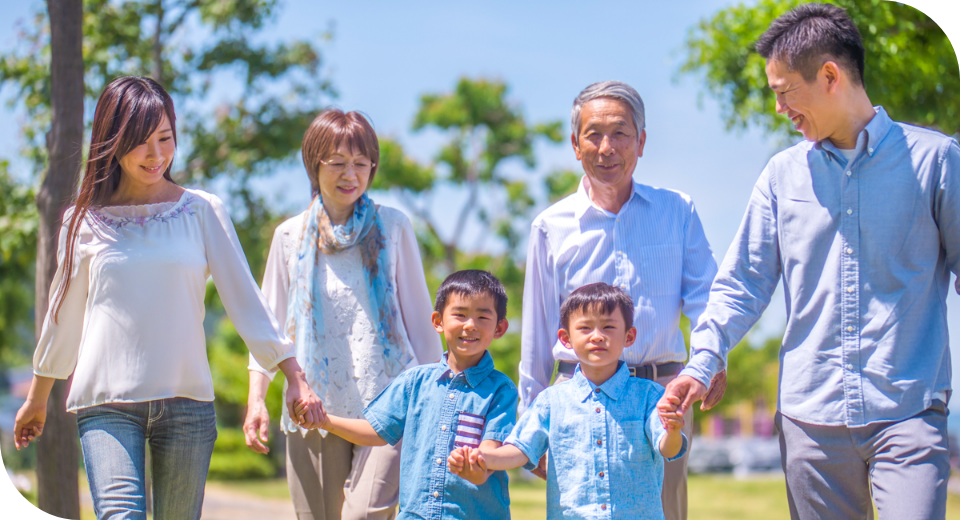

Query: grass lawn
[[13, 470, 960, 519]]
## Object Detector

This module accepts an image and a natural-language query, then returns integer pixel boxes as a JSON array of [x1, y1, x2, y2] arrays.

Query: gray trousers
[[777, 406, 949, 520], [554, 370, 690, 520], [286, 429, 402, 520]]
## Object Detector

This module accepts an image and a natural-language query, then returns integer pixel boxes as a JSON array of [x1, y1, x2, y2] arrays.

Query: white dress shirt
[[519, 177, 717, 411], [34, 189, 295, 412], [249, 206, 443, 434]]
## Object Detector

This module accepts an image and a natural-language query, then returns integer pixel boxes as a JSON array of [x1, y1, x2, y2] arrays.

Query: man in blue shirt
[[519, 80, 723, 520], [314, 270, 518, 520], [665, 4, 960, 519], [451, 283, 687, 519]]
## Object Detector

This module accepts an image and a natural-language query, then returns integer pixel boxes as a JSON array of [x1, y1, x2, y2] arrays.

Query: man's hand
[[701, 370, 727, 411], [243, 398, 271, 454], [530, 453, 547, 480], [13, 399, 46, 450], [662, 375, 708, 417]]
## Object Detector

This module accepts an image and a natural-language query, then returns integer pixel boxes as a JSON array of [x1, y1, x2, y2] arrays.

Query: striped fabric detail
[[453, 412, 485, 449]]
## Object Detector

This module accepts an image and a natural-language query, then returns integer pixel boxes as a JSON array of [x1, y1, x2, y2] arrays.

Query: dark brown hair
[[434, 270, 508, 323], [559, 282, 634, 330], [301, 109, 380, 198], [53, 76, 177, 320], [755, 3, 865, 86]]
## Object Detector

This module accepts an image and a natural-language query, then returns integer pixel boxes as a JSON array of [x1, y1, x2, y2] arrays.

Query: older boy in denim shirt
[[314, 270, 518, 520], [450, 282, 687, 519]]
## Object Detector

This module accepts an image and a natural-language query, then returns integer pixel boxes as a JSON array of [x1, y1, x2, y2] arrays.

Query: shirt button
[[437, 458, 443, 465], [433, 491, 440, 498], [597, 439, 602, 446], [846, 171, 852, 176], [846, 208, 853, 215], [449, 394, 455, 399], [846, 248, 853, 254], [596, 407, 601, 413], [846, 326, 855, 332], [846, 286, 855, 293], [595, 388, 601, 394], [601, 504, 607, 511], [845, 364, 855, 371], [599, 471, 604, 477], [868, 147, 874, 154], [620, 284, 627, 290], [441, 425, 448, 431]]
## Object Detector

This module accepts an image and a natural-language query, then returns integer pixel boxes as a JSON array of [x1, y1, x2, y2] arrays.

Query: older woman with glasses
[[244, 108, 442, 520]]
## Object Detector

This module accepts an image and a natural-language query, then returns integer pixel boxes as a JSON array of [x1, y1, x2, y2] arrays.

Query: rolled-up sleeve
[[682, 167, 783, 387], [34, 209, 89, 379], [519, 222, 560, 415], [202, 195, 294, 372]]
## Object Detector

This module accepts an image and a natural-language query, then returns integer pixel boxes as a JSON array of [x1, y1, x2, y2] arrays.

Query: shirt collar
[[438, 350, 495, 388], [573, 176, 647, 220], [818, 106, 893, 161], [572, 361, 630, 402]]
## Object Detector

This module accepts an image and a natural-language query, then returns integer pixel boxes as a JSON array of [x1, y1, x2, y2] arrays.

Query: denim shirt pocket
[[616, 419, 650, 463]]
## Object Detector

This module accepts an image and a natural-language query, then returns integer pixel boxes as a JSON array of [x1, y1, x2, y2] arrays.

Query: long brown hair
[[53, 76, 177, 321]]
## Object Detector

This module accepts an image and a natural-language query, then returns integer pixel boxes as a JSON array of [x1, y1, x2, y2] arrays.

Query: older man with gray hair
[[519, 81, 723, 520]]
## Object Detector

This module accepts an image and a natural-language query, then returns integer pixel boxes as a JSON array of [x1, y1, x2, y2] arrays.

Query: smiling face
[[559, 306, 636, 382], [317, 145, 372, 219], [432, 291, 508, 372], [117, 113, 175, 187], [572, 97, 646, 192], [766, 58, 842, 144]]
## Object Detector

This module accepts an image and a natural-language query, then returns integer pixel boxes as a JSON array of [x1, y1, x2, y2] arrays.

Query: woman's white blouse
[[33, 189, 295, 412], [249, 206, 442, 434]]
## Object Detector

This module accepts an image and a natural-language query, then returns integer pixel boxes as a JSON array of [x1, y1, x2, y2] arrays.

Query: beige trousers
[[285, 429, 402, 520], [554, 369, 690, 520]]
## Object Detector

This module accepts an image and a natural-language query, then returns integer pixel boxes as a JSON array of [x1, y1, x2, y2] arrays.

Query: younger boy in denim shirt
[[315, 270, 518, 520], [449, 282, 687, 519]]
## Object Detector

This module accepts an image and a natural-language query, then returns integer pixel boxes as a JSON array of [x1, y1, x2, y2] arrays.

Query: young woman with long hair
[[242, 109, 442, 520], [13, 76, 324, 519]]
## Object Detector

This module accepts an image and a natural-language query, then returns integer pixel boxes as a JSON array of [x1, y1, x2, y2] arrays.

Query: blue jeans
[[78, 398, 217, 520]]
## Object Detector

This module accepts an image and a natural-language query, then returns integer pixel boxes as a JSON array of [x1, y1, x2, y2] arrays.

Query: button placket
[[839, 160, 864, 423]]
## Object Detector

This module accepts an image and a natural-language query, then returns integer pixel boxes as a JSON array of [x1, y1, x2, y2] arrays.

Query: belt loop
[[651, 364, 658, 381]]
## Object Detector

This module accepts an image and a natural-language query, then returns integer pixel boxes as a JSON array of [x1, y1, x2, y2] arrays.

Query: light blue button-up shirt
[[520, 178, 718, 413], [683, 107, 960, 427], [364, 351, 517, 520], [506, 362, 687, 520]]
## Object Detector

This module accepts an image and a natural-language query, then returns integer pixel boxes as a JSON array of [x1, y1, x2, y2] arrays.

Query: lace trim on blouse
[[90, 193, 197, 230]]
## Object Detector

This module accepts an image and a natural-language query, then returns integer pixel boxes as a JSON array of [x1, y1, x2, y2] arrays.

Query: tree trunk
[[151, 0, 164, 85], [36, 0, 84, 517]]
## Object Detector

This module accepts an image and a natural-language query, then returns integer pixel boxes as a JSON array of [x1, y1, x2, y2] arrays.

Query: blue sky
[[0, 0, 959, 396]]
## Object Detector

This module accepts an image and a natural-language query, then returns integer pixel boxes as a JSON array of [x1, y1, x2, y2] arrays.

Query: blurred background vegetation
[[0, 0, 957, 515]]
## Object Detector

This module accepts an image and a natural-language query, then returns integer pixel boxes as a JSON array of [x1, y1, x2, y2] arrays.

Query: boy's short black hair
[[434, 270, 508, 322], [755, 3, 865, 86], [559, 282, 634, 330]]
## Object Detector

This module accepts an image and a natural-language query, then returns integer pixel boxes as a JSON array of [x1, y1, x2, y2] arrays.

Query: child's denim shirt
[[506, 362, 687, 520], [364, 351, 518, 520]]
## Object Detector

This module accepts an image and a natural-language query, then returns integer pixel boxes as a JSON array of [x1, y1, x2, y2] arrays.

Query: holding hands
[[656, 394, 686, 432], [447, 446, 490, 485]]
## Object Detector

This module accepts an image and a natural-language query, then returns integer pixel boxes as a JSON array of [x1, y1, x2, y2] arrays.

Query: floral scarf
[[286, 193, 411, 397]]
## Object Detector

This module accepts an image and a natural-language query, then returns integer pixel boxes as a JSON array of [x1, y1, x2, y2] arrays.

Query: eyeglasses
[[319, 158, 376, 175]]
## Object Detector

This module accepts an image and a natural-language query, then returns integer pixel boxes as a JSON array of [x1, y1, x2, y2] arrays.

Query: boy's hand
[[657, 394, 685, 431], [457, 447, 490, 485], [293, 397, 328, 430], [447, 446, 468, 475]]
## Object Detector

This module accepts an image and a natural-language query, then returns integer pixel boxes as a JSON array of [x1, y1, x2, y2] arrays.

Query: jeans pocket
[[617, 419, 649, 463]]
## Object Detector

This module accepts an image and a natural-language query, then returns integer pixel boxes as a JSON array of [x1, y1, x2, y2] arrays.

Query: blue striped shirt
[[519, 177, 718, 411], [682, 107, 960, 426]]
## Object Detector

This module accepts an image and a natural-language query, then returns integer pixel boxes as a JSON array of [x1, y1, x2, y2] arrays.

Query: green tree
[[375, 78, 564, 273], [680, 0, 960, 139], [0, 161, 38, 369]]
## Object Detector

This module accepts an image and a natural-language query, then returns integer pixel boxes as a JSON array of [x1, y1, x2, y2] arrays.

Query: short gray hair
[[571, 81, 645, 139]]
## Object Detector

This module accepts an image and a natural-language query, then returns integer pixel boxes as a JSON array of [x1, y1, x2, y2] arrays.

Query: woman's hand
[[243, 398, 272, 454], [290, 382, 326, 430], [13, 376, 55, 450]]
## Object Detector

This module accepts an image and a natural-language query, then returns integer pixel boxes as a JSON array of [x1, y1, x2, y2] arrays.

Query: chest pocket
[[637, 244, 682, 297], [616, 419, 650, 463], [454, 412, 485, 449]]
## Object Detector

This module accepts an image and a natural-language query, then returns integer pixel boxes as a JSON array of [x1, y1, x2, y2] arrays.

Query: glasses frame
[[319, 158, 377, 174]]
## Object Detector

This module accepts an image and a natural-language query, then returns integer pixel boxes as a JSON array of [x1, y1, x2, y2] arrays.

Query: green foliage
[[694, 334, 781, 423], [544, 169, 580, 203], [377, 77, 564, 273], [208, 427, 278, 480], [681, 0, 960, 138], [0, 161, 38, 367]]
